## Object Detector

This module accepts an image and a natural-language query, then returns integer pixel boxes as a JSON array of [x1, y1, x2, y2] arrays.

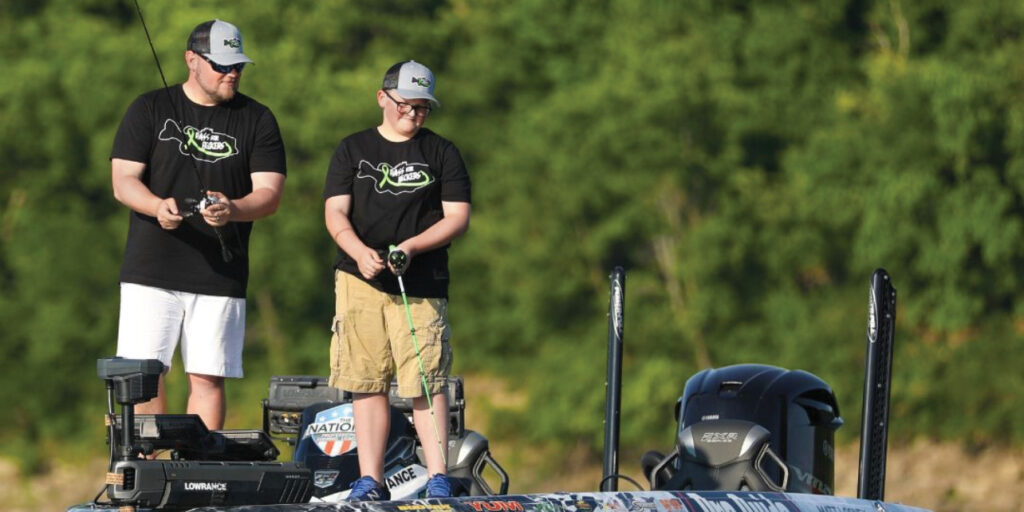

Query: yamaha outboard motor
[[643, 364, 842, 495]]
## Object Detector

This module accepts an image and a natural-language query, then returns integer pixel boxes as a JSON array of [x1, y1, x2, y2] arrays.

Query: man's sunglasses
[[199, 55, 246, 74]]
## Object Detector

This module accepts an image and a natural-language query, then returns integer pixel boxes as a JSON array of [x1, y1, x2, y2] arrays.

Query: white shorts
[[116, 283, 246, 378]]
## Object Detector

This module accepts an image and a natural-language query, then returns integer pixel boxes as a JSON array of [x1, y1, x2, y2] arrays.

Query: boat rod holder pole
[[601, 267, 625, 491], [857, 268, 896, 501]]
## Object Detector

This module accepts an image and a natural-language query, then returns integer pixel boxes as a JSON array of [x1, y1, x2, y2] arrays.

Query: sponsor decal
[[600, 498, 625, 511], [385, 463, 428, 499], [683, 492, 796, 512], [630, 499, 657, 511], [223, 38, 241, 48], [659, 498, 685, 511], [532, 503, 561, 512], [611, 278, 624, 336], [789, 465, 834, 495], [700, 432, 740, 444], [313, 469, 339, 489], [822, 440, 835, 461], [304, 403, 357, 456], [411, 76, 432, 88], [158, 119, 239, 163], [357, 160, 435, 195], [867, 287, 878, 343], [468, 500, 525, 512], [183, 481, 227, 492], [814, 505, 863, 512], [397, 505, 452, 511], [532, 493, 597, 512], [701, 414, 720, 421]]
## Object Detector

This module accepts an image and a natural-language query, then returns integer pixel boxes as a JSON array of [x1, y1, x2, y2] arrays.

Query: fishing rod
[[388, 245, 448, 468], [132, 0, 233, 262]]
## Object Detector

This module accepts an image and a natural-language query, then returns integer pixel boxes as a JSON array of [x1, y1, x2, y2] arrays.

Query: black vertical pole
[[117, 379, 137, 461], [602, 267, 625, 491], [120, 408, 135, 460], [857, 269, 897, 501]]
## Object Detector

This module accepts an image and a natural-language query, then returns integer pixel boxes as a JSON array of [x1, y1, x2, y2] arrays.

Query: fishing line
[[132, 0, 234, 262], [388, 245, 448, 468]]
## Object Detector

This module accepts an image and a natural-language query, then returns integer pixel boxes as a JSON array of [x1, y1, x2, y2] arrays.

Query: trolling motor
[[99, 358, 164, 461], [96, 357, 312, 510]]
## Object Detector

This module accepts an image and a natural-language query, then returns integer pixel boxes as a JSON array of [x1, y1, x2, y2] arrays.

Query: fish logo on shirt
[[158, 119, 239, 163], [356, 160, 435, 195]]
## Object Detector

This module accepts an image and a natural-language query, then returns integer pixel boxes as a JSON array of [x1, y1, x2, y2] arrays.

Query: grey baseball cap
[[382, 60, 440, 107], [187, 19, 253, 66]]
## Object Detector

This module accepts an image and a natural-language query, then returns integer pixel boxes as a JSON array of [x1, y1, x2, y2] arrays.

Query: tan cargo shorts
[[329, 270, 452, 398]]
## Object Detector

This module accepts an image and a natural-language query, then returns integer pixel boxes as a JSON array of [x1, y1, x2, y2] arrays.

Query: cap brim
[[393, 88, 440, 107], [205, 52, 254, 65]]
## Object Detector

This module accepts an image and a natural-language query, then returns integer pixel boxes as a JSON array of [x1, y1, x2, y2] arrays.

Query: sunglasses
[[199, 54, 246, 74]]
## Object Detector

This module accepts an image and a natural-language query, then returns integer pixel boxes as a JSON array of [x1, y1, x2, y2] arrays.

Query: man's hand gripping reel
[[180, 192, 219, 219], [180, 191, 233, 263]]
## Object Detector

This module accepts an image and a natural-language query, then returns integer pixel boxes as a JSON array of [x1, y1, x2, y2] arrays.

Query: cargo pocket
[[328, 315, 345, 387], [428, 308, 453, 392], [437, 337, 453, 381], [434, 300, 453, 380]]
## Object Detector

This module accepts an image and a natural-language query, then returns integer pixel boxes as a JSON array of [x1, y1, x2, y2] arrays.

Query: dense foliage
[[1, 0, 1021, 476]]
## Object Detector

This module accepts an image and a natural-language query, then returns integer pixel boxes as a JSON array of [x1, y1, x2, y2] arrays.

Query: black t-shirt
[[110, 85, 286, 298], [323, 127, 471, 298]]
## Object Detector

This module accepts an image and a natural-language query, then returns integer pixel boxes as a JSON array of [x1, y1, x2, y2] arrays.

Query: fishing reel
[[180, 193, 219, 218], [388, 245, 409, 276], [178, 192, 234, 262]]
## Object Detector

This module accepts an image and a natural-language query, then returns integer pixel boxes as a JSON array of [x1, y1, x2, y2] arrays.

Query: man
[[323, 60, 471, 500], [110, 19, 286, 430]]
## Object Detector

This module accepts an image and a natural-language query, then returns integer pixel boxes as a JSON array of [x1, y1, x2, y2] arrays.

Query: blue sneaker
[[425, 473, 451, 498], [347, 476, 390, 501]]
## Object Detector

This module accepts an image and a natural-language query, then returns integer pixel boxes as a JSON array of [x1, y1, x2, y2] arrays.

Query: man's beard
[[206, 81, 239, 104]]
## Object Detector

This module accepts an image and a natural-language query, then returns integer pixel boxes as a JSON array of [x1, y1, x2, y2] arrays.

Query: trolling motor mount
[[96, 357, 313, 509]]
